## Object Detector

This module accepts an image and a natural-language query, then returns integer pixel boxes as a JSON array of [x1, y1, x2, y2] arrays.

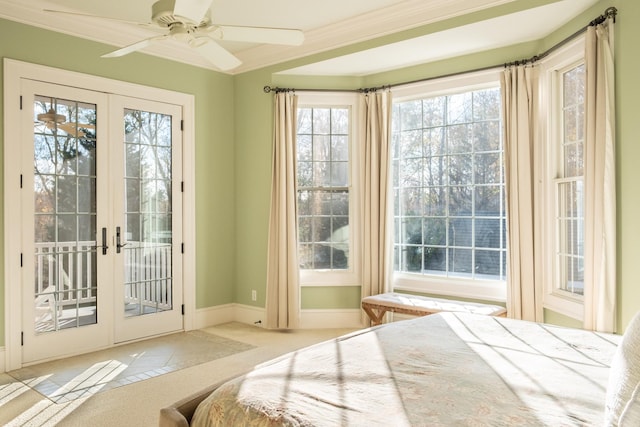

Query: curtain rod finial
[[263, 86, 273, 93]]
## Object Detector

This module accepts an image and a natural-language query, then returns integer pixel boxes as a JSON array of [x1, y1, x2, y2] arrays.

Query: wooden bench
[[362, 292, 507, 325]]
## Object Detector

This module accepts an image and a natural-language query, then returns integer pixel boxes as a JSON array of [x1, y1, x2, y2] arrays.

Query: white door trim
[[3, 58, 197, 371]]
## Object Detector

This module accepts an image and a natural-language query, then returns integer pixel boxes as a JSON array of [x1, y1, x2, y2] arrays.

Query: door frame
[[3, 58, 197, 371]]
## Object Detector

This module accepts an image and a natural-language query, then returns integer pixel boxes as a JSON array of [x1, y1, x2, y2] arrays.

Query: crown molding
[[232, 0, 516, 74], [0, 0, 517, 75]]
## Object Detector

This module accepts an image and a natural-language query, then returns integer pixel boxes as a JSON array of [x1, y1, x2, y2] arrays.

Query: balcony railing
[[34, 241, 172, 330], [123, 242, 173, 316]]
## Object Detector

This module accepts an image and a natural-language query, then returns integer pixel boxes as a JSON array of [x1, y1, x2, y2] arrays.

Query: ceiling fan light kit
[[37, 108, 87, 138], [37, 108, 66, 124], [152, 0, 209, 27], [46, 0, 304, 71]]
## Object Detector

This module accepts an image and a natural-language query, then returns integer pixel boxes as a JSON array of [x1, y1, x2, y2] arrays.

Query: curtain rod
[[262, 85, 389, 94], [503, 5, 617, 67], [263, 6, 617, 94]]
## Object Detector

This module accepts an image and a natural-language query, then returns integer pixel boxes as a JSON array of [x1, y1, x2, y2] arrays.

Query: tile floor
[[7, 329, 255, 403]]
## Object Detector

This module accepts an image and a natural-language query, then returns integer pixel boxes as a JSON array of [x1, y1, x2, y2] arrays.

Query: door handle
[[116, 226, 128, 253], [100, 227, 109, 255]]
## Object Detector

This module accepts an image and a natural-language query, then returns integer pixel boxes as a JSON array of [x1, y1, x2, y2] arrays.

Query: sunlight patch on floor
[[5, 396, 89, 427]]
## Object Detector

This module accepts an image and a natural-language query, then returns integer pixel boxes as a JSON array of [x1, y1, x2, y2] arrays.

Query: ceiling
[[0, 0, 599, 75]]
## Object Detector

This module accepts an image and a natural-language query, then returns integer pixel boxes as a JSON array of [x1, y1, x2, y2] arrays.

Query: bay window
[[391, 72, 506, 300]]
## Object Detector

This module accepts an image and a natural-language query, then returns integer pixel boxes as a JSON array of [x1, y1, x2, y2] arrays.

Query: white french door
[[20, 80, 183, 364], [22, 80, 111, 363], [110, 95, 183, 343]]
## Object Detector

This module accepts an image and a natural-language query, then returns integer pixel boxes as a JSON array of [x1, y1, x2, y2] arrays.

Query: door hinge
[[181, 304, 185, 316], [181, 243, 184, 254], [20, 253, 23, 267], [20, 95, 23, 110], [21, 332, 24, 346], [20, 174, 23, 189], [181, 181, 184, 192], [180, 119, 184, 131]]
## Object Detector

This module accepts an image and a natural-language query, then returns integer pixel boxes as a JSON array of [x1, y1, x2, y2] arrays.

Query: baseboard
[[234, 304, 266, 327], [193, 303, 236, 329], [194, 303, 266, 329], [391, 312, 418, 322], [195, 304, 364, 330], [299, 309, 364, 329]]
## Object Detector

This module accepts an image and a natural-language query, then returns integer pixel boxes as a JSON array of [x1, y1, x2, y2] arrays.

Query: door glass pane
[[33, 95, 98, 333], [123, 109, 173, 317]]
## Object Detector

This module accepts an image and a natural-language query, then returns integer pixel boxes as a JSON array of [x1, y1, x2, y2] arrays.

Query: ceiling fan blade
[[214, 25, 304, 46], [58, 123, 86, 138], [173, 0, 213, 23], [102, 35, 168, 58], [190, 38, 241, 71]]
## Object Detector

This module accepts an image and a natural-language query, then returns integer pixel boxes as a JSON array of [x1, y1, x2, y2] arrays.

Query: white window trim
[[296, 91, 361, 287], [392, 68, 502, 102], [538, 35, 586, 321], [392, 69, 506, 302], [394, 273, 506, 302]]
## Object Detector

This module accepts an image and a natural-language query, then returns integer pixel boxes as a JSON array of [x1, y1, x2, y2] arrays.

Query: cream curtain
[[583, 19, 616, 333], [358, 91, 393, 324], [501, 65, 543, 322], [265, 92, 300, 329]]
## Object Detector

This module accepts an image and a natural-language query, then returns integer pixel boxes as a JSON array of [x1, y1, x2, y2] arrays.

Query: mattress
[[191, 312, 620, 426]]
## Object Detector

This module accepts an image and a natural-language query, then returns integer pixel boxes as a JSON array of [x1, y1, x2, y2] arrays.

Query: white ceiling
[[0, 0, 599, 75], [279, 0, 599, 76]]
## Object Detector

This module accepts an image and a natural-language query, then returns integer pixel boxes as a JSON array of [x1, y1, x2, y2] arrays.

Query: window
[[541, 35, 586, 319], [296, 93, 359, 285], [556, 64, 585, 297], [391, 71, 505, 300]]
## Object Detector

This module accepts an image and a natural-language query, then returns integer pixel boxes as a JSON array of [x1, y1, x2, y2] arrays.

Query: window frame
[[296, 91, 361, 287], [538, 35, 586, 320], [391, 69, 506, 302]]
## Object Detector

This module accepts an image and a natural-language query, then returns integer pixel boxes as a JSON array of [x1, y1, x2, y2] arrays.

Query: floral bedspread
[[191, 312, 620, 427]]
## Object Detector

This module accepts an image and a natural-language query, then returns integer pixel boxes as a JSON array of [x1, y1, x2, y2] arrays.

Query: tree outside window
[[392, 87, 506, 282]]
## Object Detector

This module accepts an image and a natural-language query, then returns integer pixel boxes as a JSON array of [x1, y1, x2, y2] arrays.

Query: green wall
[[611, 0, 640, 332], [0, 18, 237, 346], [2, 0, 639, 347]]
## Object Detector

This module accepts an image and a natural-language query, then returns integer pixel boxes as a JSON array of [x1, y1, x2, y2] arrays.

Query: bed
[[160, 311, 640, 427]]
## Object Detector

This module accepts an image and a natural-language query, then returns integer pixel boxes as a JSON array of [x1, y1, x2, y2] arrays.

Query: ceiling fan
[[45, 0, 305, 71], [36, 100, 94, 138]]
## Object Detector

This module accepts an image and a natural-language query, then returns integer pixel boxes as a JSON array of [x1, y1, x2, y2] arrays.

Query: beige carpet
[[0, 322, 358, 426]]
